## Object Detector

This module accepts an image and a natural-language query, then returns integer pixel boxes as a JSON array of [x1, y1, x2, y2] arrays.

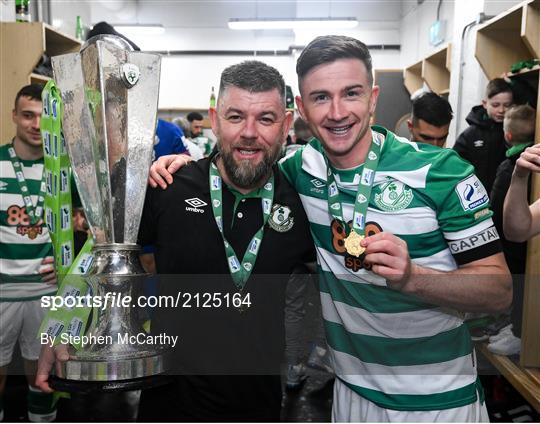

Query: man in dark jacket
[[489, 104, 536, 356], [454, 78, 513, 193]]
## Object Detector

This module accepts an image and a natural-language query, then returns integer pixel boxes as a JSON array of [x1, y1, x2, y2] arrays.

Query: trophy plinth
[[51, 35, 169, 389]]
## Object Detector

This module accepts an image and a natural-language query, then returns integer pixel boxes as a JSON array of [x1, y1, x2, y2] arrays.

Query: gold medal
[[27, 227, 38, 240], [343, 229, 365, 257]]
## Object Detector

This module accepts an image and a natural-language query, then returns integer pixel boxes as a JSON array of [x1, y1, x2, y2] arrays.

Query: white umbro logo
[[473, 140, 484, 148], [310, 178, 325, 189], [185, 197, 207, 213]]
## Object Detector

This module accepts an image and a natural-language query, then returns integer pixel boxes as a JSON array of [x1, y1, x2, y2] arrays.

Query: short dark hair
[[14, 84, 44, 110], [219, 60, 286, 105], [296, 35, 373, 89], [187, 112, 203, 122], [411, 92, 453, 127], [485, 78, 513, 99], [504, 104, 536, 143]]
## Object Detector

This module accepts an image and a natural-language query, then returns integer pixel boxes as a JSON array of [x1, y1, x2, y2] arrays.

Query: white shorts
[[0, 299, 46, 367], [332, 378, 490, 422]]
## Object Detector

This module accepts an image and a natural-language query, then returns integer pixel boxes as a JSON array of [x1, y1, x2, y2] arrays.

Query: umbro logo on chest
[[185, 197, 207, 213]]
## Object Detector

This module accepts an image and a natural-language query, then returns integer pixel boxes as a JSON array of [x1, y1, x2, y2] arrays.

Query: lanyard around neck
[[325, 131, 384, 256], [7, 143, 46, 225], [209, 161, 275, 291]]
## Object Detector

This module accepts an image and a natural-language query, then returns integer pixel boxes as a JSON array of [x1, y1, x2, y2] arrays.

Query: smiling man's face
[[296, 58, 379, 167], [210, 85, 291, 190]]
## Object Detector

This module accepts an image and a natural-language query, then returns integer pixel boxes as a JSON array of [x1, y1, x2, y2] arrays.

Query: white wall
[[399, 0, 524, 146], [159, 55, 297, 110], [85, 0, 402, 109], [0, 0, 15, 21], [40, 0, 403, 110], [49, 0, 92, 40], [400, 0, 455, 68]]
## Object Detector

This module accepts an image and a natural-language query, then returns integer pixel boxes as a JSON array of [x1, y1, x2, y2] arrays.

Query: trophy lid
[[52, 35, 161, 244]]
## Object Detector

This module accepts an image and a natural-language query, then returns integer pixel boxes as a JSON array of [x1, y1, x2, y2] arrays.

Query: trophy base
[[49, 373, 174, 393], [55, 348, 171, 386]]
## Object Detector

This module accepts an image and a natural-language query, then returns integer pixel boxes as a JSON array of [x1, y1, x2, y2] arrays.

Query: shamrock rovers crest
[[268, 204, 294, 232], [373, 179, 413, 211], [121, 63, 140, 88]]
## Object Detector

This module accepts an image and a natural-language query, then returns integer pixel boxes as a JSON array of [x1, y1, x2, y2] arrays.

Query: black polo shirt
[[137, 157, 314, 422]]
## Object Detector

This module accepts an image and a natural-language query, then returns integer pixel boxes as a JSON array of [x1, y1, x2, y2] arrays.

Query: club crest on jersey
[[373, 179, 413, 211], [268, 204, 294, 232]]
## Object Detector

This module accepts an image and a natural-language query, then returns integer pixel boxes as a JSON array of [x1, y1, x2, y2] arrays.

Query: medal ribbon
[[41, 80, 74, 280], [209, 161, 274, 290], [326, 131, 384, 236], [7, 146, 46, 226]]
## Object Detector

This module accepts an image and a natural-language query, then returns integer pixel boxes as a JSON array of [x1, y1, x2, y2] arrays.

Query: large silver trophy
[[51, 35, 167, 387]]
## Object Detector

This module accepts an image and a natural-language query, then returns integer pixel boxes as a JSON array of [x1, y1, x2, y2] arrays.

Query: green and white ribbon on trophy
[[38, 81, 94, 349]]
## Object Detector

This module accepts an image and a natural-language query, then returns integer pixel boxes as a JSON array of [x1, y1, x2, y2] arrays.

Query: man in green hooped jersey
[[280, 35, 511, 421], [149, 36, 512, 422], [0, 84, 57, 422]]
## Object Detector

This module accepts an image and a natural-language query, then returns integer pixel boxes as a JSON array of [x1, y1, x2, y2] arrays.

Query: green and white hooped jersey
[[279, 126, 499, 411], [0, 144, 55, 301]]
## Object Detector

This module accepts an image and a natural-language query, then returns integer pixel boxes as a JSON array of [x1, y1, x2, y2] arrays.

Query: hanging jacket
[[453, 105, 508, 194]]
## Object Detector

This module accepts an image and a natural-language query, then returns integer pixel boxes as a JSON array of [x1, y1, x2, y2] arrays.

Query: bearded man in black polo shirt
[[36, 61, 314, 422]]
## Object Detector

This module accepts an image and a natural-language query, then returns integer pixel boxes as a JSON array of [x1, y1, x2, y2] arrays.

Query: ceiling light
[[113, 24, 165, 36], [228, 18, 358, 30]]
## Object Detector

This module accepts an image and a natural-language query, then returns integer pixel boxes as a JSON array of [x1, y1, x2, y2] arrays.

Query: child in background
[[454, 78, 513, 194], [489, 104, 536, 356]]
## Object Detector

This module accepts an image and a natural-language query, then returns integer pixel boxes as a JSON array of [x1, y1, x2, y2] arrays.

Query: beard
[[219, 141, 282, 189]]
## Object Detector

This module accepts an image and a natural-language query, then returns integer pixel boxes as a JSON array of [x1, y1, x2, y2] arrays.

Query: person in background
[[408, 91, 453, 147], [186, 111, 215, 156], [0, 84, 57, 422], [284, 117, 314, 156], [154, 118, 189, 160], [293, 116, 313, 146], [172, 116, 204, 161], [186, 111, 204, 138], [454, 78, 513, 193], [489, 104, 536, 356]]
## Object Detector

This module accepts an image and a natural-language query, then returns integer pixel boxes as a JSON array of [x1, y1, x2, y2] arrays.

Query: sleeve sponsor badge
[[455, 175, 488, 211]]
